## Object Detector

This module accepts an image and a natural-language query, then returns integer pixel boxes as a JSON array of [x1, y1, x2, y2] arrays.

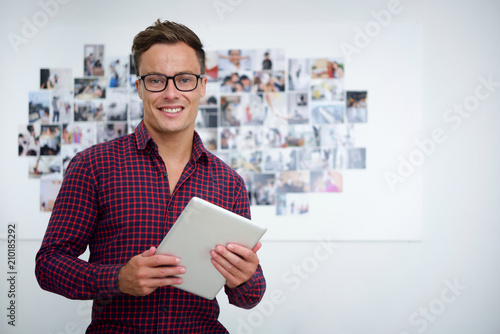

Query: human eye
[[176, 74, 194, 84], [147, 75, 165, 85]]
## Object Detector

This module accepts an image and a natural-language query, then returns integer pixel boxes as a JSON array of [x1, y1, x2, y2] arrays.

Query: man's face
[[136, 42, 206, 140]]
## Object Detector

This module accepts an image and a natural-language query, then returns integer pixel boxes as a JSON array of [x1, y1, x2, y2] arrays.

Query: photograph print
[[311, 58, 344, 79], [18, 124, 40, 157], [40, 68, 73, 90], [29, 90, 51, 123], [74, 77, 107, 100], [107, 56, 129, 88], [288, 58, 311, 91], [84, 44, 105, 76], [346, 91, 368, 123], [218, 49, 253, 73]]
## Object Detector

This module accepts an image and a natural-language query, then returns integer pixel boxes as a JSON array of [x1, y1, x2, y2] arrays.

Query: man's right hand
[[117, 246, 185, 296]]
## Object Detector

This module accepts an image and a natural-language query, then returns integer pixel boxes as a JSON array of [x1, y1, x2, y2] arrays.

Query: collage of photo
[[18, 45, 368, 215]]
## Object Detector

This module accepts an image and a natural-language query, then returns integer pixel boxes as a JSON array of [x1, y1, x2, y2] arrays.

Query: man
[[262, 52, 272, 70], [36, 20, 265, 333]]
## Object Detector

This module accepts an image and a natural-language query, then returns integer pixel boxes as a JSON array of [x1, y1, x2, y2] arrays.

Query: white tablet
[[155, 196, 267, 300]]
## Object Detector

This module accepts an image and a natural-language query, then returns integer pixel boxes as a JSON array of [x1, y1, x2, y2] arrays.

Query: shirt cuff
[[93, 264, 123, 297], [225, 273, 256, 296]]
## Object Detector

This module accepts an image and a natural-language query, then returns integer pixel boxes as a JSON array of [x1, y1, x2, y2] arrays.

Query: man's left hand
[[210, 242, 262, 288]]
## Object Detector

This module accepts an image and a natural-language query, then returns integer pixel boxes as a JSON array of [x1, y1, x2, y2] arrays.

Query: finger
[[150, 264, 186, 279], [131, 275, 184, 296], [214, 245, 247, 268], [211, 256, 231, 276], [211, 246, 254, 282], [140, 254, 181, 268], [210, 254, 248, 289], [211, 247, 238, 270], [225, 243, 258, 262], [210, 255, 237, 285], [155, 276, 183, 286]]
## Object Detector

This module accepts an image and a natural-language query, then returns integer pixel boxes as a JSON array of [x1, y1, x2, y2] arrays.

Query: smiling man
[[35, 20, 266, 333], [136, 42, 207, 194]]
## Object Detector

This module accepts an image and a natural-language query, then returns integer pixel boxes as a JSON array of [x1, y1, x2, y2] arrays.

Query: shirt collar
[[191, 130, 208, 162], [135, 120, 151, 151], [135, 120, 208, 162]]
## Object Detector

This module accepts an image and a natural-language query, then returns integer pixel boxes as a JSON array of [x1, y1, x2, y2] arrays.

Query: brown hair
[[131, 19, 205, 75]]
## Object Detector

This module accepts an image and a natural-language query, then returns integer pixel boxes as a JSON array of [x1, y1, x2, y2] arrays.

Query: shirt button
[[163, 172, 168, 178], [161, 306, 168, 313]]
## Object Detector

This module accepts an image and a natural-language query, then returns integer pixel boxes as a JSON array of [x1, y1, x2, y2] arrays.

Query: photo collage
[[18, 45, 368, 215]]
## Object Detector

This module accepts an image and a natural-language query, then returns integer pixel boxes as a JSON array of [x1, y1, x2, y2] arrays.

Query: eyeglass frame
[[136, 72, 205, 92]]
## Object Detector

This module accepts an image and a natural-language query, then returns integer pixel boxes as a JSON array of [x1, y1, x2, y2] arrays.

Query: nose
[[161, 77, 180, 99]]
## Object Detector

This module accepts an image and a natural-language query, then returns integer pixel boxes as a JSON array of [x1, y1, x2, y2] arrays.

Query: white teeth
[[161, 107, 182, 113]]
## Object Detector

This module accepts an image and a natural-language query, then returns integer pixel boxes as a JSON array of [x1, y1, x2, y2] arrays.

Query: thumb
[[252, 242, 262, 253], [141, 246, 157, 257]]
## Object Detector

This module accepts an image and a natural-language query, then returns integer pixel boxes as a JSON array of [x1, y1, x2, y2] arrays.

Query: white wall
[[1, 0, 499, 333]]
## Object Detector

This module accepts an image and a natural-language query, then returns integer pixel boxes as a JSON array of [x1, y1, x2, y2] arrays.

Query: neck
[[147, 126, 194, 165], [163, 136, 193, 166], [155, 130, 194, 195]]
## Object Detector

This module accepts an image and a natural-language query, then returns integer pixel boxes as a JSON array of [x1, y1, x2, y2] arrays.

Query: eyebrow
[[140, 71, 199, 76]]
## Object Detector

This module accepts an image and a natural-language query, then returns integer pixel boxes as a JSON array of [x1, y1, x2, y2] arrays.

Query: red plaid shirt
[[35, 121, 265, 333]]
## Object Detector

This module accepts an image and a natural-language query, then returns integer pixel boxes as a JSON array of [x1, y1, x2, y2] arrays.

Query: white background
[[0, 0, 499, 333]]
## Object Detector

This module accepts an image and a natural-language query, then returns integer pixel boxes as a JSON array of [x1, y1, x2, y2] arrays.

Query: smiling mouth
[[160, 107, 183, 114]]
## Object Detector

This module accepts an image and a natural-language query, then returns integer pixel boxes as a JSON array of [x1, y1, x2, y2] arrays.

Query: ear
[[200, 76, 208, 98], [135, 79, 143, 100]]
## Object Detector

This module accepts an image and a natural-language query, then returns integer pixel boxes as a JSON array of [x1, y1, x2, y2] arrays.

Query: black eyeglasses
[[137, 73, 205, 92]]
